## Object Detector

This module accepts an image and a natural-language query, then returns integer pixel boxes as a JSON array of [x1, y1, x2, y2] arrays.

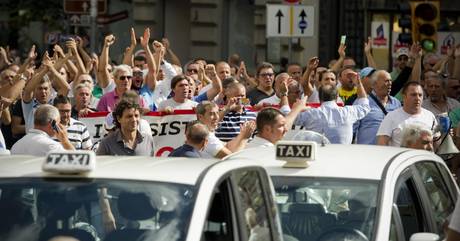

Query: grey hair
[[370, 70, 390, 88], [400, 123, 433, 148], [34, 104, 59, 126], [113, 64, 133, 80]]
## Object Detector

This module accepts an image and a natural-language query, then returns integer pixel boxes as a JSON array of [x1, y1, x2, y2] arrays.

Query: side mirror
[[409, 232, 440, 241]]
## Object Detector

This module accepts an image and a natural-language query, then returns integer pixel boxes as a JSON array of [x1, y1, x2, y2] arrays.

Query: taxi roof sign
[[276, 141, 317, 168], [43, 151, 96, 174]]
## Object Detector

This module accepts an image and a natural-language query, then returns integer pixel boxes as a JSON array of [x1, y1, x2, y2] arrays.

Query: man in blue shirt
[[169, 121, 209, 158], [354, 70, 401, 144], [291, 72, 370, 144]]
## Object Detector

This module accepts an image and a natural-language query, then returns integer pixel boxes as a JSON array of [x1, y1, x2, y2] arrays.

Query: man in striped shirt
[[215, 82, 256, 142], [53, 95, 93, 150]]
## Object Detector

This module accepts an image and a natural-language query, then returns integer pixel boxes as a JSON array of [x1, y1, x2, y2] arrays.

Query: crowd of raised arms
[[1, 27, 460, 163]]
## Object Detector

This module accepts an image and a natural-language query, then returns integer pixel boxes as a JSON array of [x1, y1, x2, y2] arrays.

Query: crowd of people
[[2, 26, 460, 240], [0, 27, 460, 163]]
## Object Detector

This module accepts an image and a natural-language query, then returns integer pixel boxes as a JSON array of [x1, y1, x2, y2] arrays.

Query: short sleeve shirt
[[96, 129, 154, 156]]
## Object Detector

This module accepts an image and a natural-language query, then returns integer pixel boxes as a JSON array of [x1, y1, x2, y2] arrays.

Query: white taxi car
[[226, 141, 459, 241], [0, 151, 283, 241]]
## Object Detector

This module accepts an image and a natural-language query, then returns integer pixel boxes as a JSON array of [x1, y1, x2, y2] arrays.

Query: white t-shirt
[[449, 198, 460, 233], [202, 132, 225, 157], [258, 95, 281, 105], [245, 136, 274, 149], [377, 108, 437, 147], [158, 98, 198, 111], [11, 129, 65, 156]]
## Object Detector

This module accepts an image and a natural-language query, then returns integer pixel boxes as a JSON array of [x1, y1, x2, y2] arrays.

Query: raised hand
[[364, 36, 372, 54], [307, 56, 319, 70], [338, 44, 346, 58], [140, 28, 150, 48], [104, 34, 116, 47], [130, 28, 137, 47], [162, 38, 170, 50]]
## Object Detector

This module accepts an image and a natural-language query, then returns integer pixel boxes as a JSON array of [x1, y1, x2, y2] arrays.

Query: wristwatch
[[280, 92, 288, 97]]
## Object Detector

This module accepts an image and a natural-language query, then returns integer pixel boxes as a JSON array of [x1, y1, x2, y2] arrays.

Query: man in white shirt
[[11, 104, 75, 155], [377, 81, 437, 147], [196, 101, 254, 158], [158, 75, 198, 111], [248, 99, 309, 148]]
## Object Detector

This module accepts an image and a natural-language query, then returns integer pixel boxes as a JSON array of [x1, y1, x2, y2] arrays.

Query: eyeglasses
[[260, 73, 274, 77], [119, 75, 132, 80], [133, 71, 143, 77], [187, 69, 198, 73]]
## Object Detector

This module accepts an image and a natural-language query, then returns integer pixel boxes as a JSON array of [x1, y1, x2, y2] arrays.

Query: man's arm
[[376, 135, 390, 146], [11, 115, 25, 136], [364, 37, 377, 68], [162, 38, 181, 67], [225, 121, 256, 153], [408, 42, 423, 82], [122, 28, 137, 67], [300, 57, 319, 97], [23, 53, 54, 103], [66, 38, 86, 75], [44, 61, 71, 96], [330, 44, 346, 73], [55, 123, 75, 151], [140, 28, 157, 90], [204, 64, 223, 100], [453, 44, 460, 80], [97, 34, 115, 88], [152, 41, 165, 77]]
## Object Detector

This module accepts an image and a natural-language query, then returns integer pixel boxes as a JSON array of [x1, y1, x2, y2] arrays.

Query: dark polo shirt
[[96, 129, 154, 156]]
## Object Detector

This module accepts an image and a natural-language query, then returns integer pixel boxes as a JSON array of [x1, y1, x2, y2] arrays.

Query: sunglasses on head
[[119, 75, 132, 80]]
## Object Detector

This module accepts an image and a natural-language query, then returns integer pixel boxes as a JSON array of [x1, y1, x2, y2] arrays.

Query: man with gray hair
[[400, 123, 434, 151], [11, 104, 75, 155], [354, 70, 401, 144], [169, 121, 209, 157], [422, 73, 460, 116]]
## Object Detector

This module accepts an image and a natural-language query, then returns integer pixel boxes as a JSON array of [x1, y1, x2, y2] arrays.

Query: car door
[[201, 167, 282, 241], [390, 167, 430, 241], [231, 168, 282, 241], [413, 161, 458, 240]]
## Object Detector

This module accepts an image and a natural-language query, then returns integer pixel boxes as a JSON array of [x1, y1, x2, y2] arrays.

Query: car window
[[394, 176, 427, 240], [0, 178, 195, 241], [202, 179, 235, 241], [233, 170, 274, 241], [272, 177, 378, 241], [415, 162, 455, 235]]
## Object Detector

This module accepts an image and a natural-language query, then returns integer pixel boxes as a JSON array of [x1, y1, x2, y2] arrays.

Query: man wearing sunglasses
[[247, 62, 276, 106], [97, 64, 147, 112]]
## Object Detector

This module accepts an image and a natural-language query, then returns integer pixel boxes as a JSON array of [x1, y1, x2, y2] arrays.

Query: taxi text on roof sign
[[276, 141, 317, 168], [43, 151, 96, 174]]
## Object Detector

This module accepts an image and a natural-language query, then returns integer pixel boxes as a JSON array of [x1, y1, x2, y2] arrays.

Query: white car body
[[226, 144, 459, 241], [0, 154, 284, 241]]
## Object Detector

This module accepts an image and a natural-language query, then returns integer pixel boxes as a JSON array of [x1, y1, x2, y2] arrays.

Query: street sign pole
[[90, 0, 97, 54]]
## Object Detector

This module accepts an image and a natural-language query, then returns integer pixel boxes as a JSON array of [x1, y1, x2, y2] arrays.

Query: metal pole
[[90, 0, 98, 54]]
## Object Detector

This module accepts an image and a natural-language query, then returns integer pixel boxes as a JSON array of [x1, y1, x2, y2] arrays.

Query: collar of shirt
[[140, 84, 154, 95], [321, 101, 339, 108], [115, 129, 144, 146], [29, 128, 52, 138]]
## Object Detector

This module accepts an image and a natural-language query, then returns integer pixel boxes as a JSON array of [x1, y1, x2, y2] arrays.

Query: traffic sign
[[266, 4, 315, 38], [64, 0, 107, 14]]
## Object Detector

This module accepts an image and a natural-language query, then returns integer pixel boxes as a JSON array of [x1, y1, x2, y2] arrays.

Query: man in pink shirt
[[97, 64, 147, 112]]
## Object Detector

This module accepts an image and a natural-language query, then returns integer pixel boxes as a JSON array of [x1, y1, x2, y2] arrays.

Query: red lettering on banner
[[156, 146, 174, 157]]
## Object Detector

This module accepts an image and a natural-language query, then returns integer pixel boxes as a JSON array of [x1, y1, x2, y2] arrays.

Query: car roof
[[0, 155, 222, 186], [226, 144, 441, 181]]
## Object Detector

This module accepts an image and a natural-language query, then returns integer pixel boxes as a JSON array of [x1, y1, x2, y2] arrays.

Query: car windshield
[[0, 178, 196, 241], [272, 176, 379, 241]]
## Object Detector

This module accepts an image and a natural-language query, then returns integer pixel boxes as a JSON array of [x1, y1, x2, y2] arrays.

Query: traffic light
[[410, 1, 440, 52]]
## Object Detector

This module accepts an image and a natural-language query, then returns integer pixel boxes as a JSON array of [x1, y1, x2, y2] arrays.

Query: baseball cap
[[396, 47, 409, 58], [359, 67, 376, 79]]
